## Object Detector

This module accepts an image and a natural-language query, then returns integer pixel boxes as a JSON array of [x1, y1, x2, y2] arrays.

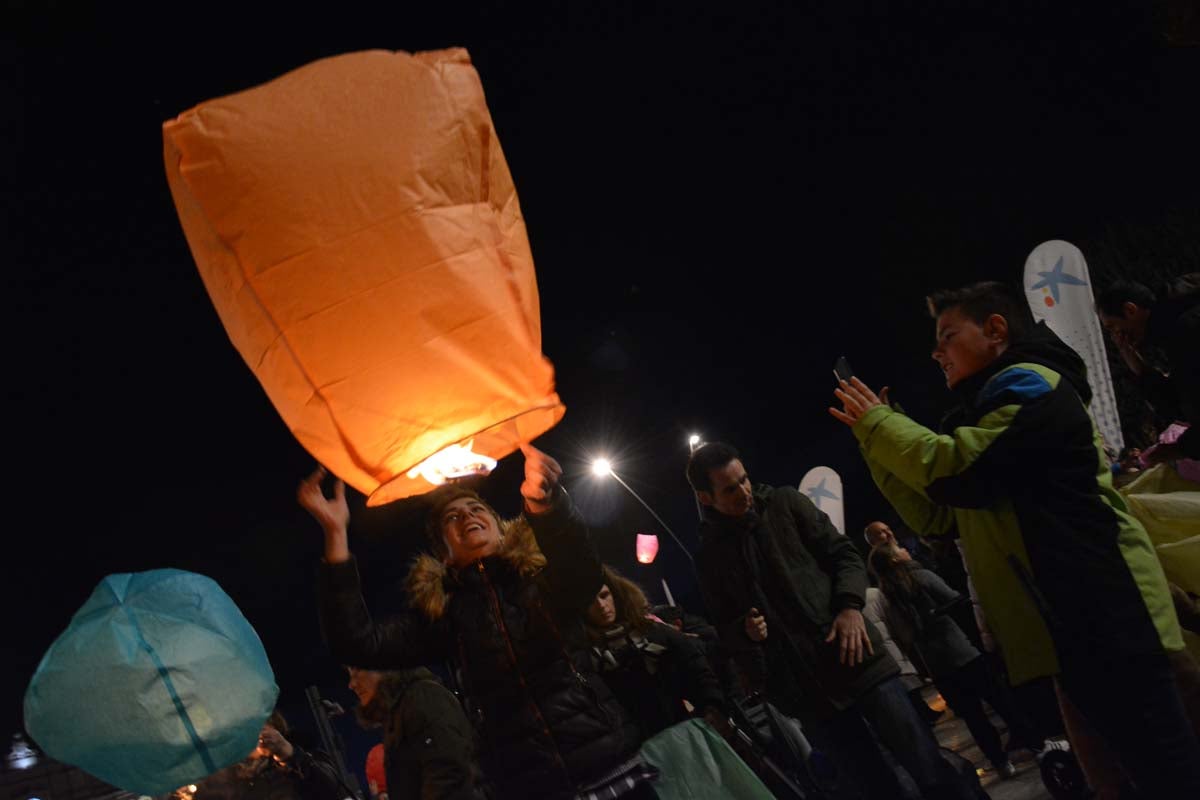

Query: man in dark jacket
[[1096, 272, 1199, 460], [349, 666, 485, 800], [686, 443, 977, 800], [193, 712, 344, 800]]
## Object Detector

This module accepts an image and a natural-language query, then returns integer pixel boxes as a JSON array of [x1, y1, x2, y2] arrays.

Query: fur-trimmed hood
[[406, 515, 547, 621]]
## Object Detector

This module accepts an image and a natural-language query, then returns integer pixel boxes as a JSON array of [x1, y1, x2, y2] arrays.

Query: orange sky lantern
[[163, 49, 563, 504]]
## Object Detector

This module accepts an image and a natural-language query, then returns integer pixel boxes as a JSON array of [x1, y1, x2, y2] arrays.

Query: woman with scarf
[[868, 542, 1021, 779], [584, 565, 728, 741]]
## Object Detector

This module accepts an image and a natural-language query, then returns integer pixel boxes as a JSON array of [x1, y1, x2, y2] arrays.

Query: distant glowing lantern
[[24, 570, 278, 795], [163, 48, 564, 505], [636, 533, 660, 564]]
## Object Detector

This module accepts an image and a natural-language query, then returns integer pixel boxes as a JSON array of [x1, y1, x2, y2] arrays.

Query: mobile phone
[[833, 356, 854, 383]]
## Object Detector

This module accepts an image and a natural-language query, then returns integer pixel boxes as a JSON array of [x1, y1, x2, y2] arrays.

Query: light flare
[[406, 439, 498, 486]]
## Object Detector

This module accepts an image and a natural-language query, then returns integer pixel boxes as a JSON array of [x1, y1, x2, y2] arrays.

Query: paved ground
[[925, 689, 1057, 800]]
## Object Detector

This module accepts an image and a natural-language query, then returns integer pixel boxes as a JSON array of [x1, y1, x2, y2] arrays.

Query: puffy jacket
[[588, 619, 726, 739], [855, 323, 1183, 685], [319, 490, 640, 799], [377, 668, 484, 800]]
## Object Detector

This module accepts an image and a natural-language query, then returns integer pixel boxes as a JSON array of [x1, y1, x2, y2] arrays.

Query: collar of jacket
[[944, 320, 1089, 414], [405, 515, 547, 621], [700, 485, 772, 538]]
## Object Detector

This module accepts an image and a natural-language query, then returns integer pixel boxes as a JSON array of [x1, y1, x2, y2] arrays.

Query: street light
[[686, 434, 704, 520], [591, 458, 695, 567]]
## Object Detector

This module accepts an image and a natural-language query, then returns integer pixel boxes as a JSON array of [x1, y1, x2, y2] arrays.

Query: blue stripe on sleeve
[[981, 367, 1053, 405]]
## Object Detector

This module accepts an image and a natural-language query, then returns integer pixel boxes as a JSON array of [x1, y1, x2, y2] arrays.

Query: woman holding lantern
[[298, 444, 648, 800]]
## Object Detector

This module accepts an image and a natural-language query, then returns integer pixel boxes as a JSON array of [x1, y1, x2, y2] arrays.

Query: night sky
[[6, 0, 1198, 773]]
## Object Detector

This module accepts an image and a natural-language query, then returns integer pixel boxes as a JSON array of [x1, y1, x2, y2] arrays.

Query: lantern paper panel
[[24, 570, 278, 796], [163, 48, 563, 505]]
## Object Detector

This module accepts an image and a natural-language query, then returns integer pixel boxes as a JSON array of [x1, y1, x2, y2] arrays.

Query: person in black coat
[[583, 565, 728, 740], [192, 712, 343, 800], [868, 543, 1027, 779], [1097, 272, 1199, 461], [686, 442, 978, 800], [299, 445, 644, 800], [349, 666, 485, 800]]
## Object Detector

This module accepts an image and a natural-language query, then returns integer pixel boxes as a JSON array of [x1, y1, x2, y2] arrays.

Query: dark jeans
[[935, 656, 1011, 767], [1059, 650, 1200, 797], [813, 676, 978, 800]]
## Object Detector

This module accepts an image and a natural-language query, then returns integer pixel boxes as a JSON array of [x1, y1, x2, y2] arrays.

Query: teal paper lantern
[[24, 569, 278, 795]]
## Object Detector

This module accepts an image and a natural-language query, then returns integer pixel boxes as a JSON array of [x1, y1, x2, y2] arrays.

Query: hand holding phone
[[833, 356, 854, 383]]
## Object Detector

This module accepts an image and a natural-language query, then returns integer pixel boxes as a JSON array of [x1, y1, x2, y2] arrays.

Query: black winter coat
[[1141, 272, 1199, 457], [697, 485, 897, 721], [378, 668, 484, 800], [589, 619, 726, 740], [193, 749, 343, 800], [319, 490, 640, 800]]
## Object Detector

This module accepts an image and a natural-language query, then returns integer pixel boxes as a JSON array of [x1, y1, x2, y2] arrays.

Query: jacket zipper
[[477, 562, 573, 788]]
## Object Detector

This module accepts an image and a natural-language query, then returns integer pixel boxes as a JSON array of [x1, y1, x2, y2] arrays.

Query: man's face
[[1098, 302, 1150, 348], [440, 497, 502, 566], [346, 667, 383, 708], [864, 522, 895, 548], [587, 584, 617, 628], [698, 459, 754, 518], [931, 307, 1004, 388]]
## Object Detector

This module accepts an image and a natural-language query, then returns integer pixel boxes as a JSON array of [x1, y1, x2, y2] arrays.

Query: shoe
[[1035, 738, 1071, 764], [993, 760, 1017, 779], [920, 704, 945, 725]]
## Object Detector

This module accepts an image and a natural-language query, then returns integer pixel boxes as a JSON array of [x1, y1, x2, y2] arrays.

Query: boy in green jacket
[[829, 280, 1198, 796]]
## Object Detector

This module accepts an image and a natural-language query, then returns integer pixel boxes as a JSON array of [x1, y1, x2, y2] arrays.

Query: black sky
[[5, 0, 1199, 747]]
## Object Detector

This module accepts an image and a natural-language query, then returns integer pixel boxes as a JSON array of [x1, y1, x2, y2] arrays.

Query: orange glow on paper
[[163, 49, 563, 504], [636, 534, 660, 564]]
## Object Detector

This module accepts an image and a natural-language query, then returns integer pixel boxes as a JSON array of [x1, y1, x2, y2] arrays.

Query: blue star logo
[[805, 477, 840, 509], [1030, 256, 1087, 303]]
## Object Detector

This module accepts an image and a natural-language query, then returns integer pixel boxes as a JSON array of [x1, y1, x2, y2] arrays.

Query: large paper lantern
[[636, 533, 660, 564], [163, 49, 564, 504], [24, 570, 278, 795]]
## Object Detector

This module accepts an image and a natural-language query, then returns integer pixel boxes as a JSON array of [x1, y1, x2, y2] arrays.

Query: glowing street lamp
[[591, 458, 695, 567], [686, 434, 704, 520]]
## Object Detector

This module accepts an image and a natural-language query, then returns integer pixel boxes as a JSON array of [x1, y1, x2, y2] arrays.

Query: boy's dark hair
[[1095, 280, 1156, 316], [926, 280, 1033, 341], [686, 442, 740, 493]]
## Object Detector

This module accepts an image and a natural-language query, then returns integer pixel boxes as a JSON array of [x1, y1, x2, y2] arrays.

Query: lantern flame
[[406, 440, 498, 486]]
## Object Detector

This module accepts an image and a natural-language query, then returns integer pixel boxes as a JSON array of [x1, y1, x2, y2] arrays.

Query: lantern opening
[[636, 533, 660, 564], [406, 440, 498, 487]]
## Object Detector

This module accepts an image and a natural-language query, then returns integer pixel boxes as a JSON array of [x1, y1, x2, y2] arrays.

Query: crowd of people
[[189, 273, 1196, 800]]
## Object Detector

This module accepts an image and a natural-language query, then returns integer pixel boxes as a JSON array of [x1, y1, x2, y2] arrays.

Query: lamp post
[[687, 433, 704, 521], [591, 459, 695, 568]]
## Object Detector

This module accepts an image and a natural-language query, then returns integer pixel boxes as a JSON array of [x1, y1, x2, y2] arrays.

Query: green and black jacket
[[854, 324, 1182, 685]]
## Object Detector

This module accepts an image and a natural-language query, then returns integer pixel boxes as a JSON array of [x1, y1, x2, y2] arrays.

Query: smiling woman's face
[[440, 496, 502, 566]]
